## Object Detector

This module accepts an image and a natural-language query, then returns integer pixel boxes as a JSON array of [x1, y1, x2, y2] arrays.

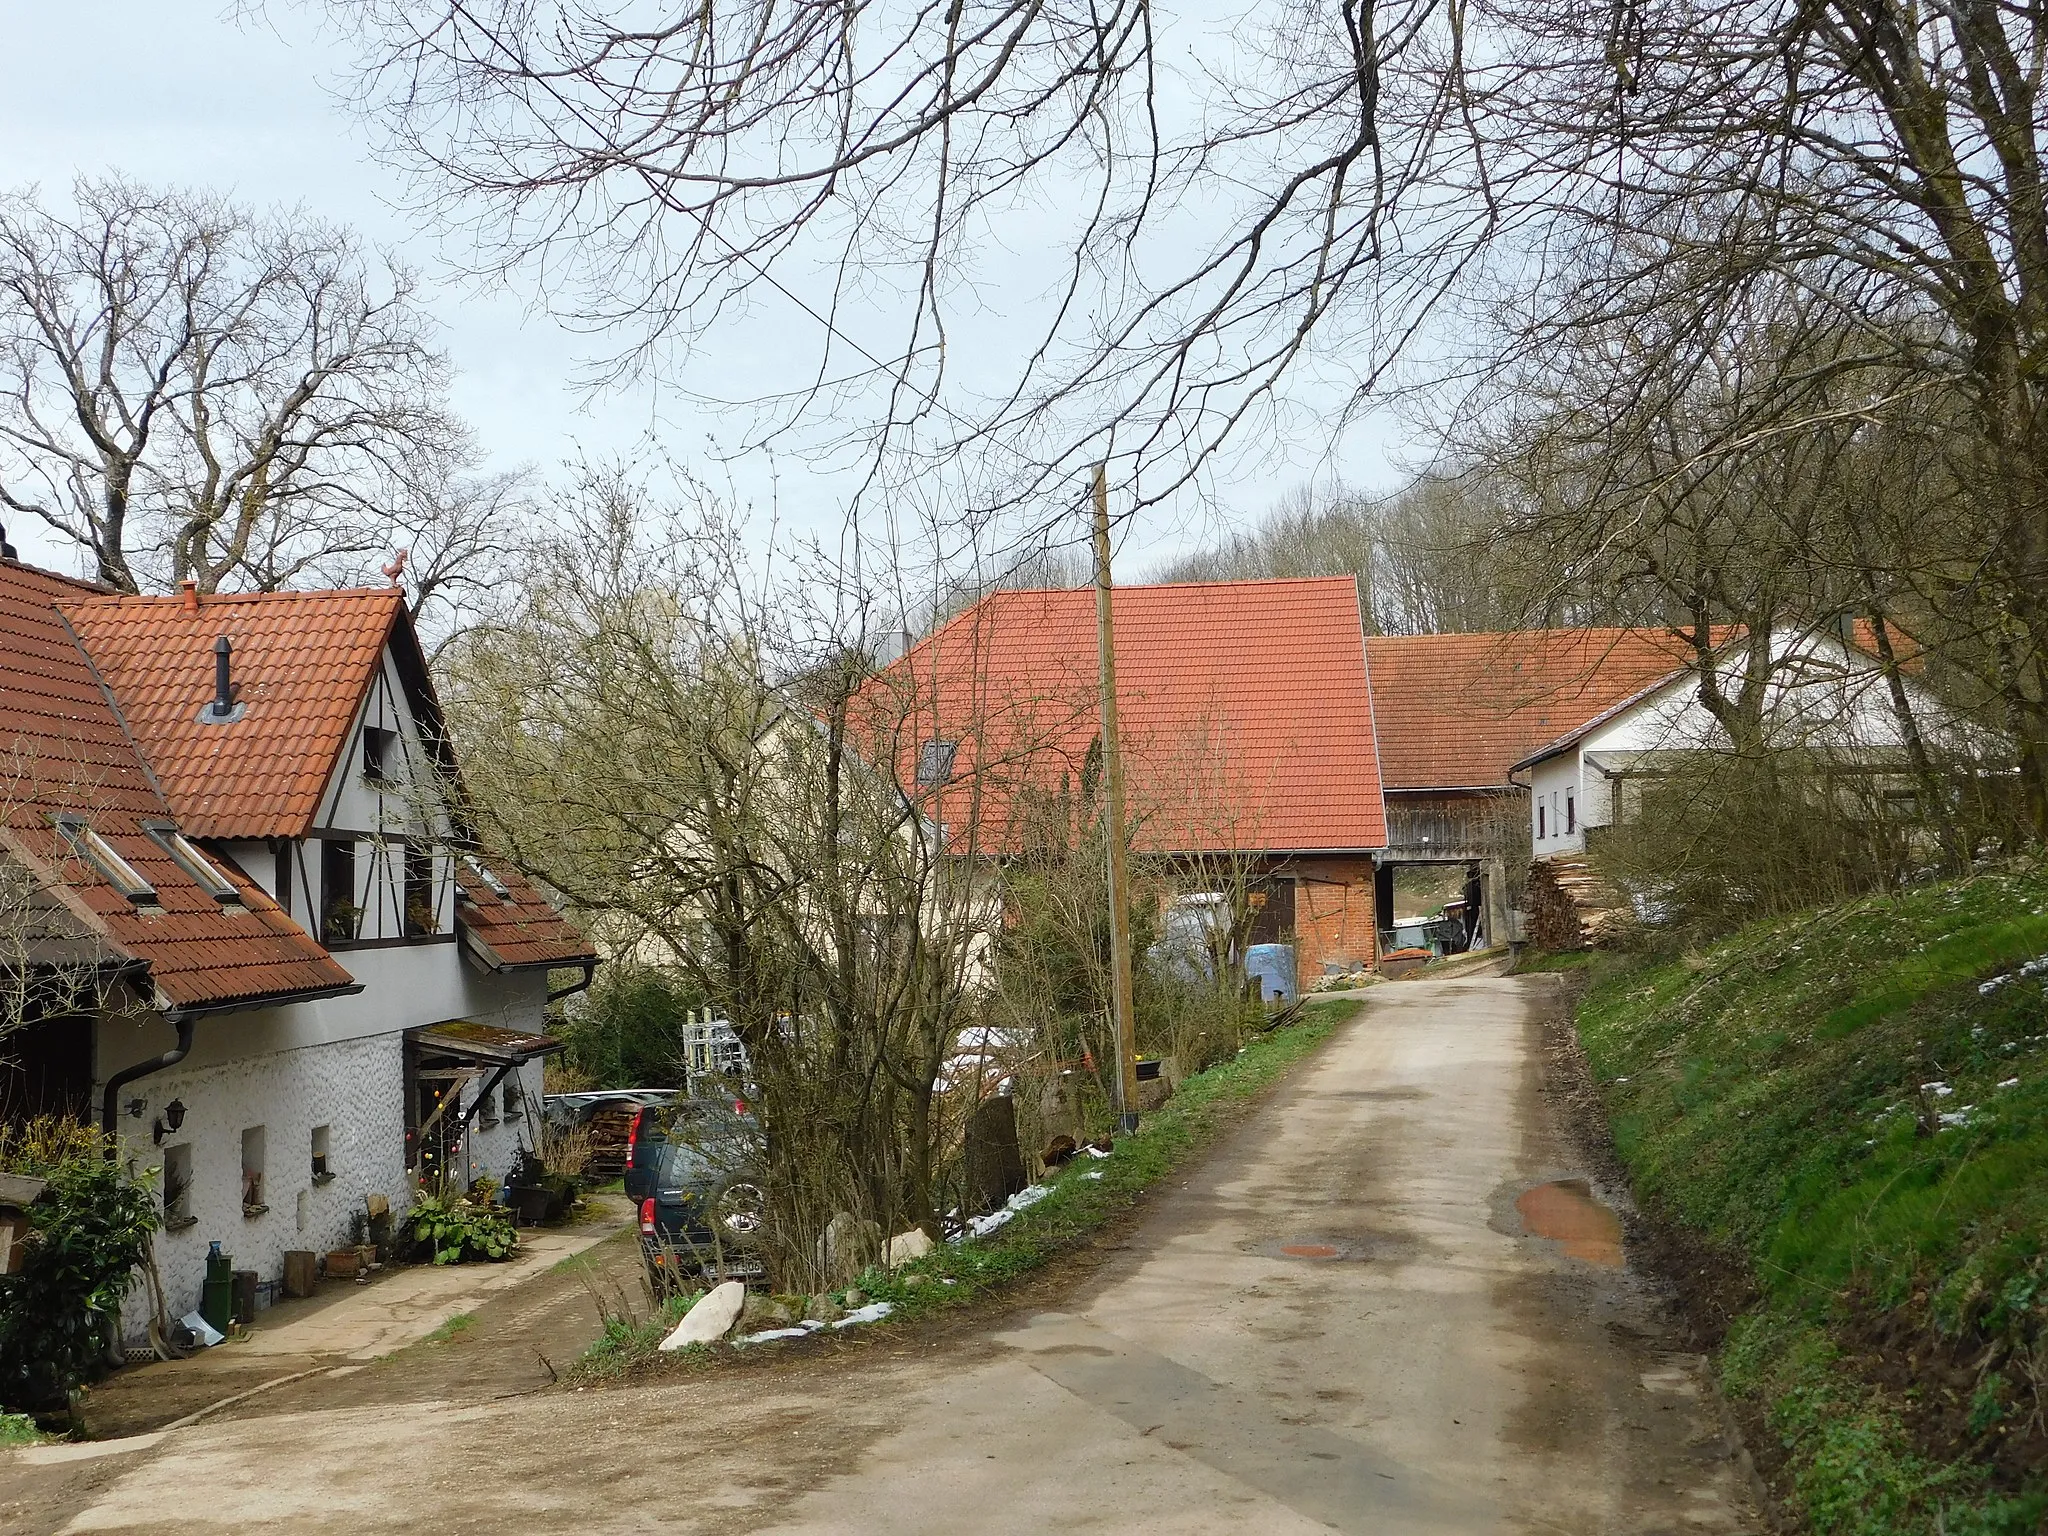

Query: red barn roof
[[1365, 629, 1703, 791], [861, 578, 1387, 855]]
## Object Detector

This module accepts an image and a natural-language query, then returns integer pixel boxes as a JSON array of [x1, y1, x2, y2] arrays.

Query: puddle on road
[[1515, 1179, 1624, 1266], [1279, 1243, 1340, 1260]]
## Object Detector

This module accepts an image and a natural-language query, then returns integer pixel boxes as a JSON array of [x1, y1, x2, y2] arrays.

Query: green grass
[[0, 1412, 44, 1446], [1574, 867, 2048, 1533], [572, 998, 1354, 1378], [574, 1289, 702, 1379], [422, 1312, 476, 1344], [1510, 948, 1600, 975]]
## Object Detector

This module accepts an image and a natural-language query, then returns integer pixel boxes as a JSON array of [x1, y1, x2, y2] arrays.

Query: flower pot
[[507, 1186, 552, 1226]]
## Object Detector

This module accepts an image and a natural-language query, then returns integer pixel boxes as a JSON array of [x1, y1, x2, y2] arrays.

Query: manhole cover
[[1279, 1242, 1340, 1259]]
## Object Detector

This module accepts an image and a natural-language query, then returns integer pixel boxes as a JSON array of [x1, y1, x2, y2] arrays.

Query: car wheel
[[713, 1179, 766, 1247]]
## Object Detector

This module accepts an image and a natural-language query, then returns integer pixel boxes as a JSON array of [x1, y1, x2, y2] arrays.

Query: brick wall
[[1288, 855, 1379, 980]]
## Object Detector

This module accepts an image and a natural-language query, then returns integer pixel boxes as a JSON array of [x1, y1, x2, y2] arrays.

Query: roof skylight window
[[142, 821, 241, 904], [462, 853, 515, 902], [52, 815, 158, 905], [916, 738, 958, 786]]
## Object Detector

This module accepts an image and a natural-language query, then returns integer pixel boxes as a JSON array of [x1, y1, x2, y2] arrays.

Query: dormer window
[[141, 821, 241, 904], [462, 853, 514, 903], [362, 727, 397, 785], [51, 815, 157, 905]]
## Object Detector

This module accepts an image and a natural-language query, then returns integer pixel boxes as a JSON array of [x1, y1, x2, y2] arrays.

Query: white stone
[[884, 1227, 934, 1267], [659, 1280, 746, 1350]]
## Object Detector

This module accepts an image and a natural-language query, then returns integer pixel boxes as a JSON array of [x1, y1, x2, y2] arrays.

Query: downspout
[[101, 1012, 196, 1147], [547, 961, 597, 1004]]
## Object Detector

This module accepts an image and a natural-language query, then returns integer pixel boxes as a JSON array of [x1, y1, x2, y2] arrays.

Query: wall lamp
[[152, 1099, 186, 1146]]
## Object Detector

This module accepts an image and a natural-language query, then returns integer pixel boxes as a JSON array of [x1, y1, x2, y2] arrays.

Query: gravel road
[[3, 973, 1758, 1534]]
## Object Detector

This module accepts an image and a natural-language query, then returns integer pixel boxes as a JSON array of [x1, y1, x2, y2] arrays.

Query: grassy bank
[[574, 997, 1356, 1379], [1569, 867, 2048, 1533]]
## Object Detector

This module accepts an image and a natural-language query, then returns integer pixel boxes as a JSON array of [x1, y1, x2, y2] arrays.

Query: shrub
[[0, 1118, 159, 1412], [407, 1189, 517, 1264], [554, 964, 705, 1088]]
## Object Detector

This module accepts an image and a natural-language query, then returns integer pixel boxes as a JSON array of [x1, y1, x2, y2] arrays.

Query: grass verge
[[1568, 866, 2048, 1534], [0, 1412, 43, 1446], [569, 997, 1355, 1381]]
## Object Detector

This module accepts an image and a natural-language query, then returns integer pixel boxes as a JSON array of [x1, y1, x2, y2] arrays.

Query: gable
[[62, 588, 408, 839]]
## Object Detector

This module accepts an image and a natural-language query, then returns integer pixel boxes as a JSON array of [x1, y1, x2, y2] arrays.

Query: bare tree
[[438, 474, 999, 1284], [0, 176, 509, 607], [1156, 475, 1534, 633], [320, 0, 2048, 831]]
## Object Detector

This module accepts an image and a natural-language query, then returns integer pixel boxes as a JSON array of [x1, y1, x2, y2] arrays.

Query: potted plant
[[503, 1149, 554, 1226]]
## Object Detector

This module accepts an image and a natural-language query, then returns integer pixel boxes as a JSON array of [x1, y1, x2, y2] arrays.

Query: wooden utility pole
[[1092, 463, 1142, 1132]]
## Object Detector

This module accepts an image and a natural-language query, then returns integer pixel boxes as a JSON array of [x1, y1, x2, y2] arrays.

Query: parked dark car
[[622, 1093, 753, 1201], [635, 1100, 767, 1289]]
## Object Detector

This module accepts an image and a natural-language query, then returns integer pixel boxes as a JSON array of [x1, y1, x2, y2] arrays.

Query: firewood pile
[[582, 1102, 640, 1178], [1525, 856, 1631, 950]]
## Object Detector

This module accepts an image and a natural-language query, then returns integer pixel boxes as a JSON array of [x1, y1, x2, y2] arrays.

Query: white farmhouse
[[1511, 620, 1960, 859], [0, 554, 595, 1340]]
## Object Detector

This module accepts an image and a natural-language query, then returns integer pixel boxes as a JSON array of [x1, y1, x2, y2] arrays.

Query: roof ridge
[[988, 574, 1362, 597], [68, 586, 404, 607], [0, 558, 116, 597]]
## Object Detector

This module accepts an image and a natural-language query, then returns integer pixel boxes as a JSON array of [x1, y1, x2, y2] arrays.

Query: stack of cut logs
[[1524, 856, 1631, 950], [582, 1102, 641, 1178]]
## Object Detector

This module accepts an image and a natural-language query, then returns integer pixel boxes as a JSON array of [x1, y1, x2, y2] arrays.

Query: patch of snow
[[1081, 1171, 1103, 1181], [735, 1324, 821, 1345], [1921, 1081, 1954, 1097], [963, 1208, 1015, 1239], [831, 1302, 895, 1329], [1999, 1078, 2021, 1090], [1083, 1145, 1112, 1159], [1939, 1108, 1977, 1129], [1009, 1182, 1054, 1211]]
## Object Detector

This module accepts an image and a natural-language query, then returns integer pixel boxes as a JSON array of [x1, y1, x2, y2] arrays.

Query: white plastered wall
[[1527, 753, 1586, 857], [104, 956, 552, 1340]]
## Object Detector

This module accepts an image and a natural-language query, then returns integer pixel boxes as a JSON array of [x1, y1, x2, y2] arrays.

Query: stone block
[[660, 1279, 746, 1350]]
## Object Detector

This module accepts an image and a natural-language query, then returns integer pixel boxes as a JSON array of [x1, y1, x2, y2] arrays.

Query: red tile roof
[[0, 562, 356, 1011], [1365, 629, 1702, 791], [62, 588, 405, 839], [860, 578, 1387, 854], [454, 855, 599, 971]]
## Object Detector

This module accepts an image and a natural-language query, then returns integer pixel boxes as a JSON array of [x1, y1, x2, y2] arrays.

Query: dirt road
[[4, 974, 1757, 1534]]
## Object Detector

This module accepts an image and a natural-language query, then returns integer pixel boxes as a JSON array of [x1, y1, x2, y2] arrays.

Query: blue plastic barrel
[[1245, 943, 1297, 1003]]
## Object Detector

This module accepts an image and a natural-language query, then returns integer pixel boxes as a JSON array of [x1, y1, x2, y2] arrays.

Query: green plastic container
[[201, 1242, 233, 1334]]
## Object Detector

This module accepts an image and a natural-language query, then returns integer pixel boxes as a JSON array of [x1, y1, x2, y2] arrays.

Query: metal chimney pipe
[[213, 636, 233, 716]]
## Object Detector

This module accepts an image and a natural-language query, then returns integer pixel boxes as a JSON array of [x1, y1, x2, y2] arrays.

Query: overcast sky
[[0, 3, 1409, 584]]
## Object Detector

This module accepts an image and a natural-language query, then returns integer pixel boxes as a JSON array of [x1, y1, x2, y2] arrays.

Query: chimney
[[0, 521, 16, 562], [179, 579, 199, 614], [198, 635, 243, 725], [213, 636, 233, 714]]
